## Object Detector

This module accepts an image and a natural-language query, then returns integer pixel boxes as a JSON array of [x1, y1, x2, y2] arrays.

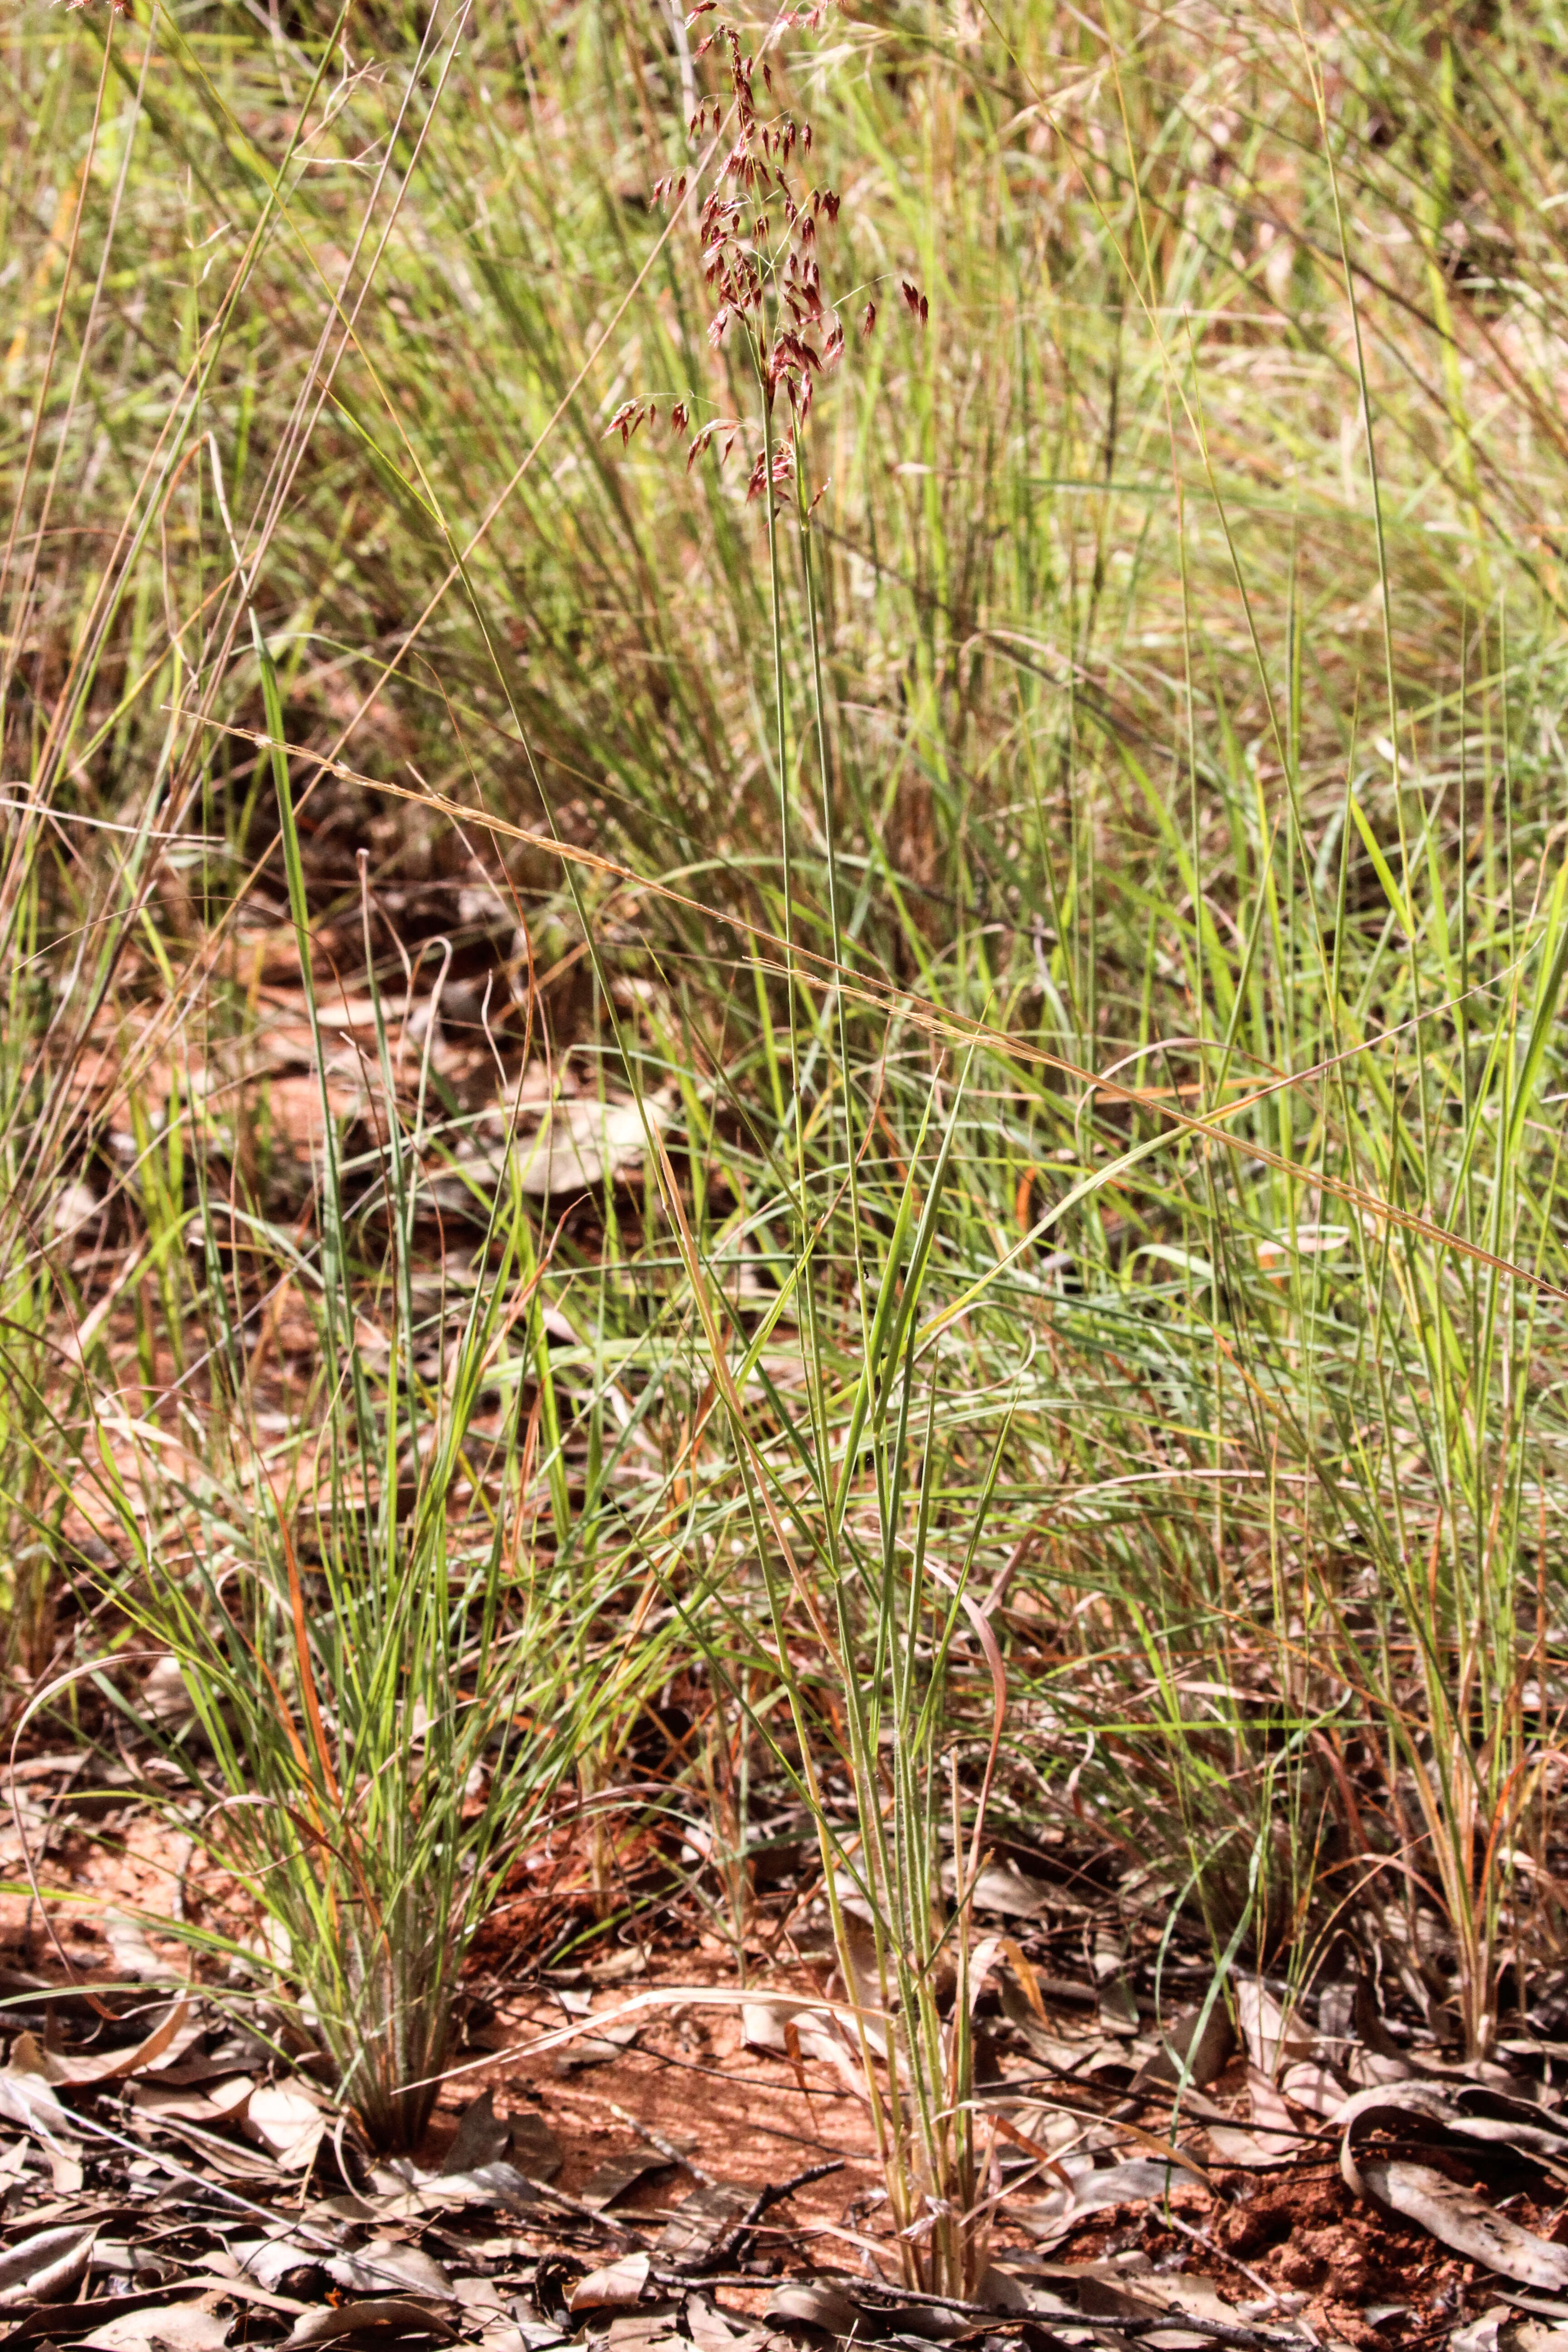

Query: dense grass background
[[7, 0, 1568, 2183]]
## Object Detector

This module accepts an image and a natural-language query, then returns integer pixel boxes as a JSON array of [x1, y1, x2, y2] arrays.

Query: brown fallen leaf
[[1359, 2158, 1568, 2291], [568, 2253, 652, 2313], [765, 2282, 862, 2337], [740, 1999, 812, 2056], [684, 2293, 769, 2352], [976, 2265, 1033, 2312], [0, 2051, 78, 2145], [578, 2152, 671, 2212], [1020, 2156, 1199, 2244], [1279, 2060, 1347, 2118], [551, 2025, 642, 2073], [284, 2298, 459, 2348], [944, 1860, 1059, 1918], [231, 2237, 323, 2293], [103, 1915, 185, 1986], [132, 2076, 255, 2126], [246, 2080, 327, 2171], [81, 2303, 231, 2352], [137, 2109, 284, 2183], [513, 1099, 670, 1198], [326, 2243, 456, 2302], [505, 2108, 564, 2183], [1202, 2065, 1313, 2167], [439, 2091, 511, 2176], [603, 2319, 686, 2352], [1132, 2003, 1235, 2093], [1233, 1980, 1313, 2074], [1124, 2272, 1252, 2328], [0, 2223, 97, 2307], [21, 2000, 204, 2088], [1340, 2078, 1568, 2181]]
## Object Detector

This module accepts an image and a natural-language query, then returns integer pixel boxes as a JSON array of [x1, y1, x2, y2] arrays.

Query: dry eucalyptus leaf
[[284, 2297, 460, 2347], [0, 2222, 98, 2306], [234, 2238, 323, 2293], [1335, 2077, 1568, 2201], [1233, 1980, 1313, 2074], [950, 1861, 1056, 1918], [685, 2294, 768, 2352], [1279, 2061, 1347, 2118], [1133, 2004, 1235, 2092], [765, 2281, 862, 2336], [1339, 2046, 1417, 2090], [428, 2161, 549, 2211], [503, 2312, 572, 2352], [82, 2303, 231, 2352], [1245, 2065, 1312, 2159], [740, 1999, 813, 2056], [1200, 2121, 1303, 2170], [0, 2043, 77, 2141], [1097, 1976, 1141, 2037], [30, 1999, 203, 2087], [579, 2152, 671, 2212], [1100, 2272, 1245, 2328], [506, 2109, 564, 2182], [247, 2081, 327, 2171], [133, 2076, 255, 2124], [516, 1099, 667, 1197], [551, 2020, 640, 2073], [452, 2279, 508, 2314], [1068, 2157, 1191, 2216], [976, 2266, 1032, 2312], [568, 2252, 652, 2313], [141, 1655, 196, 1726], [1359, 2159, 1568, 2290], [440, 2091, 512, 2176], [1452, 2309, 1513, 2352], [326, 2242, 457, 2301], [604, 2318, 686, 2352], [998, 1979, 1099, 2072]]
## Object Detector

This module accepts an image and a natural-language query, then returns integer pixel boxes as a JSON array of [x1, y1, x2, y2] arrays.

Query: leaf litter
[[11, 908, 1568, 2344], [12, 1837, 1568, 2352]]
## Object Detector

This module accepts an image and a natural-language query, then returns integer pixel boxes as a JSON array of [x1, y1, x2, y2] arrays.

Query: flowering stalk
[[600, 7, 1004, 2306]]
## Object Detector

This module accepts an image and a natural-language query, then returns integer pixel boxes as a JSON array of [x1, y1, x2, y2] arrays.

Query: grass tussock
[[4, 0, 1568, 2256]]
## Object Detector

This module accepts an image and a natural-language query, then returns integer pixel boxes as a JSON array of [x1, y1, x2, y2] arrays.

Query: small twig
[[697, 2159, 847, 2274], [519, 2174, 658, 2248], [1163, 2215, 1323, 2348], [817, 2270, 1311, 2350]]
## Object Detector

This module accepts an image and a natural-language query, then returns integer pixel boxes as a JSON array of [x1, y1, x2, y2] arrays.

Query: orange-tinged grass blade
[[275, 1509, 342, 1807]]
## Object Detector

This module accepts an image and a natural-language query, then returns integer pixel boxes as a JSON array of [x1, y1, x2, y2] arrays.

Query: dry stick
[[701, 2158, 845, 2272]]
